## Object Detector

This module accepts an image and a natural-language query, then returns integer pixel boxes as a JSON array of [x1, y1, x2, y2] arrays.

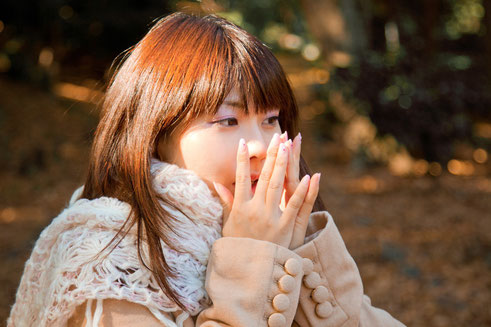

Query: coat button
[[315, 301, 333, 318], [272, 293, 290, 312], [311, 285, 329, 303], [284, 258, 301, 276], [268, 312, 286, 327], [303, 271, 321, 289], [302, 258, 314, 274], [278, 275, 296, 293]]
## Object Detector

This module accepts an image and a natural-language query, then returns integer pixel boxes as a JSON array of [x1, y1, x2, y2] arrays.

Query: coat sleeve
[[196, 237, 306, 326], [68, 236, 307, 327], [292, 211, 406, 327]]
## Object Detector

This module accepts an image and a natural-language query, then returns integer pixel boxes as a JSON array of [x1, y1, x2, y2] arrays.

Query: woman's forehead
[[222, 88, 243, 107], [219, 87, 280, 114]]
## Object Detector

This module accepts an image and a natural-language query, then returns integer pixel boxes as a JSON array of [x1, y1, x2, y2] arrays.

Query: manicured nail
[[279, 143, 286, 152], [271, 133, 280, 144], [298, 132, 302, 142], [280, 132, 286, 142], [288, 139, 293, 148], [239, 138, 246, 152], [302, 174, 310, 184]]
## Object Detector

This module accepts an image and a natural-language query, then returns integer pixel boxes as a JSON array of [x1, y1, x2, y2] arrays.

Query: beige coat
[[69, 211, 405, 326]]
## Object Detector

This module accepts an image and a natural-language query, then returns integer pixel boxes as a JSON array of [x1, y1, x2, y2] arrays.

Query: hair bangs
[[171, 14, 298, 133]]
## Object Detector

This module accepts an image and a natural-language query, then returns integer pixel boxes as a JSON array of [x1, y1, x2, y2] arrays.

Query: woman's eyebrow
[[222, 100, 245, 108]]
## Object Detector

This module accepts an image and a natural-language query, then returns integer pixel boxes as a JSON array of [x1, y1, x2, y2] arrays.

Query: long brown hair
[[82, 12, 325, 311]]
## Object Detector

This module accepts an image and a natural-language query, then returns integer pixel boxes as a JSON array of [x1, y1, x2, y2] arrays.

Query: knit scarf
[[8, 159, 223, 327]]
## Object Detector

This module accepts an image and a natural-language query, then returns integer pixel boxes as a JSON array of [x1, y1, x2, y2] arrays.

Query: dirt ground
[[1, 76, 490, 326]]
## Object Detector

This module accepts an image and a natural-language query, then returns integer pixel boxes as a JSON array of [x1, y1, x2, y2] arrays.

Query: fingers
[[289, 173, 321, 249], [213, 181, 234, 223], [235, 138, 251, 202], [265, 141, 289, 208], [280, 174, 310, 227], [293, 133, 301, 173], [285, 133, 302, 204], [255, 133, 281, 199]]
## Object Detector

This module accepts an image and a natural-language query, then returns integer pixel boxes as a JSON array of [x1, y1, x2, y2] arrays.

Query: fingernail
[[280, 132, 286, 141], [272, 133, 280, 144], [302, 174, 310, 183], [239, 138, 246, 152], [298, 132, 302, 142], [279, 143, 286, 152]]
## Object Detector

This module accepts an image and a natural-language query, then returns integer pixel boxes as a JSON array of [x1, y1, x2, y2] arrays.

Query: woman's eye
[[264, 116, 280, 125], [214, 118, 238, 127]]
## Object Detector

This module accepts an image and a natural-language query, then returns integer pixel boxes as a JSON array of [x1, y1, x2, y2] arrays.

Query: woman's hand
[[280, 132, 320, 249], [213, 133, 320, 249]]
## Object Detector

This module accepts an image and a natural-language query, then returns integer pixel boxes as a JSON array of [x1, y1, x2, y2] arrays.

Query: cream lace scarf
[[8, 159, 223, 326]]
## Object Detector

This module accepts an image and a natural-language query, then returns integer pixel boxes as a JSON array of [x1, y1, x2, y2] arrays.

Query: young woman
[[8, 13, 404, 327]]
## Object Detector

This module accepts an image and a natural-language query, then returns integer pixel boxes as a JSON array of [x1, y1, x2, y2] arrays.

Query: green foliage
[[325, 0, 491, 163]]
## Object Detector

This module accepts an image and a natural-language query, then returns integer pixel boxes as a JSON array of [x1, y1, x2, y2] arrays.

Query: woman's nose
[[246, 136, 268, 161]]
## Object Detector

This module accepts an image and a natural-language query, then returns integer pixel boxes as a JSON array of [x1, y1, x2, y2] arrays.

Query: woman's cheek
[[214, 140, 238, 185]]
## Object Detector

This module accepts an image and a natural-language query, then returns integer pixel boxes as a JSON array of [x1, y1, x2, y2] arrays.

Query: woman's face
[[158, 88, 282, 196]]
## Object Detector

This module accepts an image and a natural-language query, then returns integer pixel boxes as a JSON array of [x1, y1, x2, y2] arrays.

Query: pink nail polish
[[279, 143, 286, 152], [298, 132, 302, 142], [239, 138, 246, 152], [272, 133, 280, 144]]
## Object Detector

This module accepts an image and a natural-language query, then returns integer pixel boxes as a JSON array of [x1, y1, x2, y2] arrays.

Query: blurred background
[[0, 0, 490, 326]]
